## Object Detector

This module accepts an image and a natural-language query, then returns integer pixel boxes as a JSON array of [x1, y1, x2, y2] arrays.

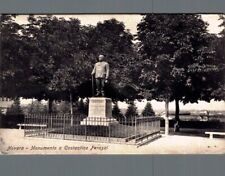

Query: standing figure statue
[[91, 54, 109, 97]]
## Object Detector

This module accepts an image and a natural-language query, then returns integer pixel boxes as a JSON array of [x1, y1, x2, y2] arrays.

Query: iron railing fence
[[24, 114, 161, 145]]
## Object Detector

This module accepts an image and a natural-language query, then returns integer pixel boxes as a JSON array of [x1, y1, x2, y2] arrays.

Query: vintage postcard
[[0, 14, 225, 154]]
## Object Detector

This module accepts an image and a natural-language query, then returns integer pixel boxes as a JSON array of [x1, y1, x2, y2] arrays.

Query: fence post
[[24, 114, 26, 137], [63, 114, 65, 140], [45, 114, 47, 138], [108, 123, 111, 143], [134, 117, 137, 143], [85, 116, 87, 141], [50, 115, 53, 130], [125, 117, 127, 138], [70, 114, 73, 127]]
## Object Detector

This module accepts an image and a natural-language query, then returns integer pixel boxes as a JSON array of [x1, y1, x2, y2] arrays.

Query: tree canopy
[[1, 15, 30, 98], [1, 15, 139, 103], [211, 15, 225, 100], [137, 14, 222, 122]]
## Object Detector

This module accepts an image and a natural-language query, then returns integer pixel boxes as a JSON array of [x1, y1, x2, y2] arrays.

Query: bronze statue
[[91, 55, 109, 97]]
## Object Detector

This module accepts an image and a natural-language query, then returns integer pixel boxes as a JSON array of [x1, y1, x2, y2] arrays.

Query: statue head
[[98, 54, 104, 62]]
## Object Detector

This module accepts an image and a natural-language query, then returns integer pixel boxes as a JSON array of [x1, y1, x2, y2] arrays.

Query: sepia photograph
[[0, 14, 225, 154]]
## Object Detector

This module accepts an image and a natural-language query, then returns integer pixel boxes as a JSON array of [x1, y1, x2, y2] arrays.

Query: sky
[[15, 14, 225, 111], [15, 14, 223, 35]]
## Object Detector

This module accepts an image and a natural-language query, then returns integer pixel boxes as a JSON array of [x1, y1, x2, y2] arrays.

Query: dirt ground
[[0, 129, 225, 154]]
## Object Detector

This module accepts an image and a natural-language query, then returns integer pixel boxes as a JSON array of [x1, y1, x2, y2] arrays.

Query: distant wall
[[160, 119, 225, 130]]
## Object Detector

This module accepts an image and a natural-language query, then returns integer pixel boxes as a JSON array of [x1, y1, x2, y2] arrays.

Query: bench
[[205, 132, 225, 139], [17, 123, 47, 130]]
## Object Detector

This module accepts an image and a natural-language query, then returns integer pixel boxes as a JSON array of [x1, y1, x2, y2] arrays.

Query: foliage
[[76, 99, 88, 115], [112, 102, 124, 121], [137, 14, 220, 123], [54, 101, 71, 114], [89, 19, 140, 100], [141, 102, 155, 116], [20, 15, 93, 101], [26, 100, 48, 114], [6, 98, 23, 115], [125, 101, 139, 119], [211, 15, 225, 100], [0, 15, 31, 98], [1, 15, 139, 103]]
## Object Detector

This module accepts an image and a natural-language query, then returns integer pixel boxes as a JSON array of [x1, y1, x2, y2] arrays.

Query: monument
[[80, 55, 118, 126]]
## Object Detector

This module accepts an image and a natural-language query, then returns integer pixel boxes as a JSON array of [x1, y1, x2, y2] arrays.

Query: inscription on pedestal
[[88, 97, 112, 118], [80, 97, 117, 126]]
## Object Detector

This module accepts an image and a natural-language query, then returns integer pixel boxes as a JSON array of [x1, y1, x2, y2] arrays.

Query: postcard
[[0, 14, 225, 154]]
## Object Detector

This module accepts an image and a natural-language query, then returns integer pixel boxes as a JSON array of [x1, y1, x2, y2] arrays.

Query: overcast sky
[[16, 14, 225, 111], [15, 14, 223, 34]]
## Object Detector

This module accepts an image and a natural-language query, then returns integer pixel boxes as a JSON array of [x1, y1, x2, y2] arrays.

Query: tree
[[76, 99, 87, 115], [137, 14, 220, 131], [141, 102, 155, 116], [6, 98, 23, 115], [89, 19, 140, 101], [1, 16, 140, 108], [54, 101, 70, 114], [21, 16, 138, 110], [26, 100, 48, 114], [125, 101, 138, 120], [0, 15, 31, 99], [1, 15, 58, 104], [211, 15, 225, 100], [83, 98, 89, 115], [112, 102, 124, 121], [21, 15, 95, 114]]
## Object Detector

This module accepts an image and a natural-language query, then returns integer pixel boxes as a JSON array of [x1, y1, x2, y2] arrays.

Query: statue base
[[80, 97, 118, 126]]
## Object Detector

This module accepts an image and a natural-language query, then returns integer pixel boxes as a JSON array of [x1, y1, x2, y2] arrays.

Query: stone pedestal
[[80, 97, 118, 126]]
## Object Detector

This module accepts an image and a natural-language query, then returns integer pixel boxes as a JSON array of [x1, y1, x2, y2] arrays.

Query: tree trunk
[[48, 99, 53, 113], [69, 91, 73, 126], [165, 99, 169, 135], [174, 99, 180, 132]]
